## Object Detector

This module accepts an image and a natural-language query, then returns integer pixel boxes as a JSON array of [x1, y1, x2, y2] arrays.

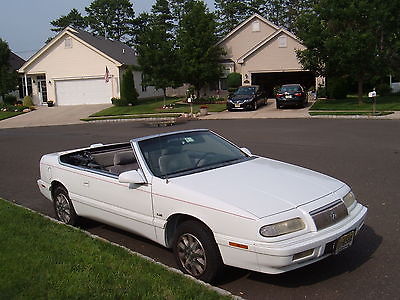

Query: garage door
[[56, 78, 112, 105]]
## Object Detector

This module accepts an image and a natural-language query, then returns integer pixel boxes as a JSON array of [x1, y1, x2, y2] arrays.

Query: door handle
[[83, 181, 89, 187]]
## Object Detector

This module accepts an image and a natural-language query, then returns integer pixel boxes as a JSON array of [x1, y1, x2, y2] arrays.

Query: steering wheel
[[195, 153, 217, 167]]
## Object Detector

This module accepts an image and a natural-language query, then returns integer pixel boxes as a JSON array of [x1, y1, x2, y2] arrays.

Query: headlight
[[260, 218, 305, 237], [343, 191, 356, 209]]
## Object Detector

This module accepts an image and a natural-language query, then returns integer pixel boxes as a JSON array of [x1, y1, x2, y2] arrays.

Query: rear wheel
[[173, 220, 223, 283], [53, 185, 78, 225], [276, 101, 281, 109]]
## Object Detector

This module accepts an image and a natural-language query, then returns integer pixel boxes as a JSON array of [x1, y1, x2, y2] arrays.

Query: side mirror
[[119, 170, 146, 185], [240, 147, 252, 156]]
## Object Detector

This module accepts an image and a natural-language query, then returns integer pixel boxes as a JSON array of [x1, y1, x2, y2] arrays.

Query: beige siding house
[[19, 27, 162, 106], [218, 14, 315, 94]]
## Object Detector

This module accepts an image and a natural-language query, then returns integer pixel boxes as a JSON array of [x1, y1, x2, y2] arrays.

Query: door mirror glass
[[240, 147, 252, 156], [119, 170, 146, 184]]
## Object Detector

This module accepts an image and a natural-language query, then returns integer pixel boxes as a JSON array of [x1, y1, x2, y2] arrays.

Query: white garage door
[[56, 78, 112, 105]]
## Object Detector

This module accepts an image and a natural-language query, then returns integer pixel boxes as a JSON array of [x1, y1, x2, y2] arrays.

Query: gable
[[219, 15, 279, 62], [23, 33, 119, 78], [241, 32, 305, 72]]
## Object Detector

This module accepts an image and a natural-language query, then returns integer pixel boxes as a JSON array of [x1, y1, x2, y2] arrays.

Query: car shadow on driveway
[[217, 225, 381, 286]]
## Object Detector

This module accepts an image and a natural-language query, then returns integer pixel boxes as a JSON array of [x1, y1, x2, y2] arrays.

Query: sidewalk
[[0, 104, 110, 129]]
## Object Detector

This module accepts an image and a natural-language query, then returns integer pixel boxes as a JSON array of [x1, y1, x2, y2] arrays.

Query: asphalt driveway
[[0, 104, 110, 129], [0, 119, 399, 299]]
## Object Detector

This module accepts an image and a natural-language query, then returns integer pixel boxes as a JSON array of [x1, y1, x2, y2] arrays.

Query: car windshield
[[281, 85, 302, 93], [138, 131, 249, 178], [235, 86, 257, 95]]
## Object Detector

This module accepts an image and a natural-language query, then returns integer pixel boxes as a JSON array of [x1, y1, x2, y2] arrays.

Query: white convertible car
[[38, 129, 367, 282]]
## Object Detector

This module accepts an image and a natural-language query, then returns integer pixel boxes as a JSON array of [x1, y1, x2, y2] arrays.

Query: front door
[[37, 76, 48, 104]]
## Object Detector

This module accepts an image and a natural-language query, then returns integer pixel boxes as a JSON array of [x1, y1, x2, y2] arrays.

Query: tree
[[296, 0, 400, 103], [50, 8, 87, 32], [136, 0, 178, 103], [0, 39, 18, 100], [215, 0, 250, 37], [177, 1, 225, 97], [120, 67, 139, 105], [247, 0, 314, 34], [85, 0, 135, 44]]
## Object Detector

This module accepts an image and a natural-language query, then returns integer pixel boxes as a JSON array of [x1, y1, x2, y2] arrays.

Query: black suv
[[227, 85, 266, 111], [276, 84, 308, 109]]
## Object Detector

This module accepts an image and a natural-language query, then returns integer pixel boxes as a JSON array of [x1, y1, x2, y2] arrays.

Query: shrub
[[23, 95, 33, 107], [317, 86, 327, 98], [121, 68, 139, 105], [327, 77, 348, 99], [111, 97, 128, 106], [376, 83, 392, 96], [3, 94, 17, 105], [226, 72, 242, 89], [193, 96, 220, 104]]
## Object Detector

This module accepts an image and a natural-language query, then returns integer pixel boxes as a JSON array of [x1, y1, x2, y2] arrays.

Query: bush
[[192, 96, 220, 104], [111, 97, 128, 106], [226, 72, 242, 89], [120, 68, 139, 105], [3, 94, 17, 105], [376, 83, 392, 96], [317, 86, 327, 98], [327, 77, 348, 99], [23, 95, 33, 107]]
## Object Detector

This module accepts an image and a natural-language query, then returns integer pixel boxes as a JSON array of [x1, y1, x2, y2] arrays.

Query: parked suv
[[276, 84, 308, 109], [227, 85, 266, 111]]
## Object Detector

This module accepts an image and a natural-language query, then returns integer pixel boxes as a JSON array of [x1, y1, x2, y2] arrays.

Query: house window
[[252, 21, 260, 32], [64, 38, 73, 49], [20, 77, 32, 97], [278, 35, 287, 48]]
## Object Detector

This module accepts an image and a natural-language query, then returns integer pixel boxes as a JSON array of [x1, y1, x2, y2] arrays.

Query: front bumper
[[276, 97, 305, 106], [216, 203, 367, 274], [227, 101, 253, 110]]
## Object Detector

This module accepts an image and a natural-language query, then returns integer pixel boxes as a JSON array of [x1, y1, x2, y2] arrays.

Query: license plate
[[286, 95, 292, 99], [235, 104, 241, 108], [334, 231, 355, 254]]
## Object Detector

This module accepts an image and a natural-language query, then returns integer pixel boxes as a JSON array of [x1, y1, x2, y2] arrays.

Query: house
[[18, 27, 162, 106], [217, 14, 317, 95]]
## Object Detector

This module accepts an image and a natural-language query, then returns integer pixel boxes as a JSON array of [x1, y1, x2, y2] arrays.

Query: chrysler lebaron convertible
[[38, 129, 367, 282]]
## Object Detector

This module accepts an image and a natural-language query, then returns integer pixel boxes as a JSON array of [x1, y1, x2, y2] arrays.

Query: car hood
[[168, 157, 345, 218], [229, 94, 254, 102]]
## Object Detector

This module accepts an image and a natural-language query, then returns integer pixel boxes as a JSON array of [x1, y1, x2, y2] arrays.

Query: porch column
[[24, 73, 28, 96]]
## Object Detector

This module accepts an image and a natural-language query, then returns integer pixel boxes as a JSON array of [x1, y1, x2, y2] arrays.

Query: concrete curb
[[5, 199, 244, 300]]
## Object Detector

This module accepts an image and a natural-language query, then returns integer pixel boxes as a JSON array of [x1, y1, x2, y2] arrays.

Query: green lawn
[[90, 98, 226, 117], [0, 111, 24, 121], [309, 111, 393, 116], [0, 199, 230, 299], [310, 95, 400, 111]]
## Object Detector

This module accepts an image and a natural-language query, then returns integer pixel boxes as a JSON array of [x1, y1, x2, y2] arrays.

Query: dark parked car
[[227, 85, 266, 111], [276, 84, 308, 109]]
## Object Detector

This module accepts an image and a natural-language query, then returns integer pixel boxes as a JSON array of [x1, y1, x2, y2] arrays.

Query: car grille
[[310, 200, 348, 230]]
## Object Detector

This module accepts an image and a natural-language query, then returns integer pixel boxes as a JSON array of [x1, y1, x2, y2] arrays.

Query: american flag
[[105, 66, 110, 83]]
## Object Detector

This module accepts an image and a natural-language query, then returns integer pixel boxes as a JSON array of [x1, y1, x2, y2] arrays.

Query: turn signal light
[[229, 242, 248, 249]]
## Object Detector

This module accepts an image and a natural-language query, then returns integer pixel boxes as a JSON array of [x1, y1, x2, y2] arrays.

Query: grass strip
[[310, 95, 400, 111], [309, 111, 394, 116], [0, 111, 24, 121], [91, 98, 226, 117], [0, 199, 230, 300]]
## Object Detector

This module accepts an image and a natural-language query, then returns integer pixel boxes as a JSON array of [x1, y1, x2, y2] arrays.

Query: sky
[[0, 0, 215, 60]]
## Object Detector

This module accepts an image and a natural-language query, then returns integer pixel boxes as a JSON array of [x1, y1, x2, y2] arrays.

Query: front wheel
[[53, 185, 78, 225], [173, 220, 223, 283]]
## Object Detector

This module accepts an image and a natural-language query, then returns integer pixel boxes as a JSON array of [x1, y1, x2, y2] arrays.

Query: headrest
[[114, 151, 135, 165]]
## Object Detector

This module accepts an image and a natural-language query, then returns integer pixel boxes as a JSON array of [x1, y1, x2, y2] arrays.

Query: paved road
[[1, 119, 399, 299]]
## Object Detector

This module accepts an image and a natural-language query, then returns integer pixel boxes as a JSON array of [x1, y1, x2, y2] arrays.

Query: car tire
[[276, 101, 281, 109], [173, 220, 223, 283], [53, 185, 78, 225], [253, 101, 258, 111]]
